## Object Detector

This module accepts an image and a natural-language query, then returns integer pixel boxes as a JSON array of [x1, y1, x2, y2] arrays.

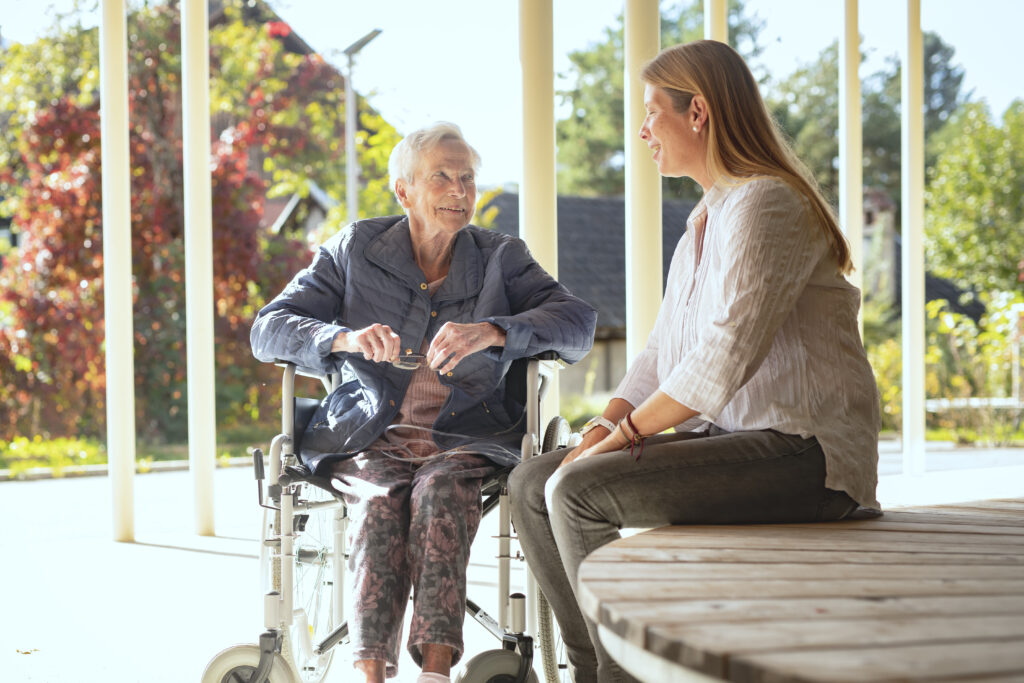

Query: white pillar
[[518, 0, 558, 637], [518, 0, 557, 276], [100, 0, 135, 543], [346, 54, 358, 225], [901, 0, 926, 475], [518, 0, 559, 401], [704, 0, 728, 42], [624, 0, 662, 363], [839, 0, 864, 308], [182, 0, 217, 535]]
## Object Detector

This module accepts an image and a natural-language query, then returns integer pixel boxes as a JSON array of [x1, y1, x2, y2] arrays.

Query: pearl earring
[[693, 126, 699, 132]]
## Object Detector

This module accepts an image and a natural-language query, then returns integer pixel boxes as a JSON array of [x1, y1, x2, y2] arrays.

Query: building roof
[[893, 234, 986, 323], [484, 192, 985, 336], [209, 0, 317, 56], [485, 193, 696, 335]]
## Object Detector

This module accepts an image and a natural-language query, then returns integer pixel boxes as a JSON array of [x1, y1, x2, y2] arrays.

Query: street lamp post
[[344, 28, 382, 226]]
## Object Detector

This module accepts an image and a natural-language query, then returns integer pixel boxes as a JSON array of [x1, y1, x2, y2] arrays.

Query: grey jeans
[[508, 427, 858, 683]]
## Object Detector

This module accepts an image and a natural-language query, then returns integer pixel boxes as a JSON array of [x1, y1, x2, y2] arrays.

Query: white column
[[518, 0, 557, 276], [518, 0, 559, 409], [901, 0, 926, 475], [346, 54, 358, 225], [100, 0, 135, 543], [182, 0, 217, 535], [839, 0, 864, 306], [624, 0, 662, 363], [704, 0, 728, 42], [518, 0, 558, 637]]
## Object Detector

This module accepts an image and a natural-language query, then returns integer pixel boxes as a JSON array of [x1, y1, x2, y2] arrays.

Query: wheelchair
[[203, 353, 578, 683]]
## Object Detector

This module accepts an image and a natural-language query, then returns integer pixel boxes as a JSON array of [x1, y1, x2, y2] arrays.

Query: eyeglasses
[[391, 353, 426, 371]]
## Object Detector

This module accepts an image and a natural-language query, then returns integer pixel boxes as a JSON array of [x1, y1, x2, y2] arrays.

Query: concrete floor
[[2, 440, 1023, 682], [0, 466, 531, 683]]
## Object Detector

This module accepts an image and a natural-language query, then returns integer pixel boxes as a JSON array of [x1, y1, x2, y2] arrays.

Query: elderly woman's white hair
[[387, 122, 482, 195]]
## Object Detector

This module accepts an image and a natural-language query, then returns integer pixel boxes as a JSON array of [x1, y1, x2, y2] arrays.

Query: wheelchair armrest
[[273, 360, 339, 395], [273, 360, 330, 381]]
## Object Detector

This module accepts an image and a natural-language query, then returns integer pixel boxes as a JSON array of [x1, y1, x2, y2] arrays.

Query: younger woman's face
[[639, 84, 705, 185]]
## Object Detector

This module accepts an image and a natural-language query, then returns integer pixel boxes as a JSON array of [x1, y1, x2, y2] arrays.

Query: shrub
[[0, 436, 106, 476]]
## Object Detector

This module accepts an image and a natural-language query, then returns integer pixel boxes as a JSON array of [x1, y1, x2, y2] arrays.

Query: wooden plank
[[597, 623, 727, 683], [731, 638, 1024, 682], [879, 509, 1024, 528], [796, 519, 1024, 535], [646, 613, 1024, 674], [588, 545, 1024, 565], [635, 526, 1024, 547], [611, 530, 1024, 553], [941, 499, 1024, 511], [597, 595, 1024, 644], [614, 537, 1024, 556], [603, 533, 1024, 556], [578, 560, 1024, 582], [576, 579, 1024, 619]]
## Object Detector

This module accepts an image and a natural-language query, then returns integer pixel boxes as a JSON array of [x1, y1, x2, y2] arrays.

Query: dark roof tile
[[486, 193, 695, 332]]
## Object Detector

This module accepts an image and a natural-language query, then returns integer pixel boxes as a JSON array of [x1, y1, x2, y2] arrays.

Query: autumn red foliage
[[0, 4, 310, 442]]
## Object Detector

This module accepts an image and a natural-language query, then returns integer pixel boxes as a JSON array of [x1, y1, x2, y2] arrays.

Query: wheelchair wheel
[[455, 648, 540, 683], [535, 589, 571, 683], [542, 416, 571, 453], [288, 483, 343, 683], [202, 644, 299, 683]]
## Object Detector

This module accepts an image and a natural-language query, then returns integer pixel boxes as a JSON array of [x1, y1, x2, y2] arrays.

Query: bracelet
[[618, 411, 651, 461]]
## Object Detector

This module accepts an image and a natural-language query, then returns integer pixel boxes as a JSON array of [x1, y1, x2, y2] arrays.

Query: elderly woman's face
[[398, 139, 477, 235]]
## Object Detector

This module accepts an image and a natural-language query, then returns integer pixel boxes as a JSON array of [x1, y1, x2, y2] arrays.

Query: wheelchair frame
[[203, 356, 572, 683]]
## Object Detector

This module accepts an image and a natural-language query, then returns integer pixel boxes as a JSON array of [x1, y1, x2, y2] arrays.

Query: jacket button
[[405, 348, 412, 354], [431, 311, 437, 318], [446, 372, 453, 377], [389, 400, 396, 407], [419, 282, 428, 290], [450, 411, 456, 416]]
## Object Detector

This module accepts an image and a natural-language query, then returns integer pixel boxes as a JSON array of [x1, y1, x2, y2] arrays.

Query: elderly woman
[[510, 41, 881, 682], [251, 122, 596, 683]]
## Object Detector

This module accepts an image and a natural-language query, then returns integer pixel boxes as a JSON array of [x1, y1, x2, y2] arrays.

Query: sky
[[2, 0, 1021, 188]]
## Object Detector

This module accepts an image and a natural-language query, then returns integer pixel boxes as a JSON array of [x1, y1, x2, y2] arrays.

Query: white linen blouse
[[614, 177, 881, 508]]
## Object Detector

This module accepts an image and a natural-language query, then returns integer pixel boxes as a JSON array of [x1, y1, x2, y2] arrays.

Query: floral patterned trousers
[[327, 450, 498, 677]]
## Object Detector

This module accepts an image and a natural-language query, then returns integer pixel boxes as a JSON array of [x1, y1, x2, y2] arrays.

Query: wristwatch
[[580, 415, 616, 437]]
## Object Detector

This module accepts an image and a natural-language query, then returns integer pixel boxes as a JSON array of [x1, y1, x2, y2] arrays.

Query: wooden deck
[[576, 499, 1024, 682]]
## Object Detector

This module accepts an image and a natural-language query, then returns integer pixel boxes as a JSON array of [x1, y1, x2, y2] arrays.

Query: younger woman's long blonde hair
[[642, 40, 852, 274]]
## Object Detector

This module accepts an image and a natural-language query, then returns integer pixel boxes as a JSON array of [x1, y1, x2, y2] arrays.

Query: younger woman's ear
[[690, 95, 709, 128]]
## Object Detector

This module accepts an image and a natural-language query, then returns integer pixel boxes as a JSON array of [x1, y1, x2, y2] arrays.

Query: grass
[[3, 420, 1021, 477], [0, 425, 276, 477]]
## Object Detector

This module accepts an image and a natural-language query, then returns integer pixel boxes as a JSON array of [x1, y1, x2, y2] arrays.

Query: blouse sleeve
[[611, 219, 696, 409]]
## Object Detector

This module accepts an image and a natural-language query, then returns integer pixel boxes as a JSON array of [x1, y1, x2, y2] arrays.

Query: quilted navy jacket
[[251, 215, 597, 473]]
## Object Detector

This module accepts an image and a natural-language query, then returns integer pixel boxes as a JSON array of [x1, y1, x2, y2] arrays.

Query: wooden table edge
[[598, 623, 724, 683]]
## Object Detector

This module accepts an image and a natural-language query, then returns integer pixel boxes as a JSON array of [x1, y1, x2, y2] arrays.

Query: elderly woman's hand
[[332, 324, 401, 363], [426, 322, 506, 374]]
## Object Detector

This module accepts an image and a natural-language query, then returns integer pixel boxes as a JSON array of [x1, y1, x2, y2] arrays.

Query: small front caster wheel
[[455, 648, 540, 683], [202, 644, 299, 683]]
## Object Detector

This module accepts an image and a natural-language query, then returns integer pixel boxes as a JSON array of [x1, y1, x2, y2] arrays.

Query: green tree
[[925, 101, 1024, 294], [208, 9, 401, 220], [556, 0, 764, 199], [768, 42, 842, 205], [768, 32, 966, 211], [0, 0, 401, 442]]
